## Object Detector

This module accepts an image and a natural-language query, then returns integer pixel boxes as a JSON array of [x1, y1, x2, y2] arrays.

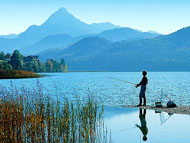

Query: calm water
[[0, 72, 190, 106], [104, 107, 190, 143], [1, 72, 190, 142]]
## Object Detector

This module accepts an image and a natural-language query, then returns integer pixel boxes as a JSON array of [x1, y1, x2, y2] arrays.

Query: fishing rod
[[161, 91, 173, 102], [108, 77, 136, 86]]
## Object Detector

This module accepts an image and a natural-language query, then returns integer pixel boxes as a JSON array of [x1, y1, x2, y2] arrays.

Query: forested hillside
[[38, 26, 190, 71]]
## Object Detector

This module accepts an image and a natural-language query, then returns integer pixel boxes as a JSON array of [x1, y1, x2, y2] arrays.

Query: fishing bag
[[167, 101, 177, 108]]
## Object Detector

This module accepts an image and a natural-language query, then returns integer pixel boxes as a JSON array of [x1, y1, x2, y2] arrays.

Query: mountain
[[0, 37, 16, 53], [91, 22, 121, 32], [0, 34, 20, 39], [147, 31, 161, 35], [103, 26, 190, 71], [19, 34, 73, 55], [38, 48, 67, 62], [98, 28, 161, 42], [17, 7, 94, 46], [20, 26, 161, 55], [61, 36, 112, 57], [20, 34, 98, 55], [0, 7, 119, 53], [38, 26, 190, 71], [38, 37, 113, 63], [0, 7, 162, 55]]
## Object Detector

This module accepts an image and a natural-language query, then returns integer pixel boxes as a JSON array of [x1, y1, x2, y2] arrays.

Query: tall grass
[[0, 70, 41, 79], [0, 81, 111, 143]]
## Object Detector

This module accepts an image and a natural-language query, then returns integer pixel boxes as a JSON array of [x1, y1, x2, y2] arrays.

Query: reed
[[0, 69, 41, 79], [0, 82, 111, 143]]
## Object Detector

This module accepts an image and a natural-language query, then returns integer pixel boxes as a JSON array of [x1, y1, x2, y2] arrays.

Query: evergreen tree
[[10, 50, 23, 70], [61, 59, 66, 66], [45, 59, 53, 72], [0, 60, 12, 70], [5, 53, 11, 60], [0, 52, 5, 60], [60, 58, 68, 72], [38, 63, 46, 72]]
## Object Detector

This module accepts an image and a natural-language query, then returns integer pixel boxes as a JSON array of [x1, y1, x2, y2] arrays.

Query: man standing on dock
[[135, 71, 148, 106]]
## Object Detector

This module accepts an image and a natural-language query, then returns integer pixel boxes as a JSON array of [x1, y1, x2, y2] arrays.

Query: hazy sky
[[0, 0, 190, 35]]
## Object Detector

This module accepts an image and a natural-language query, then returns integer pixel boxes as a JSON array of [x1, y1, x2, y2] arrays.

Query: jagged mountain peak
[[43, 7, 77, 25], [50, 7, 73, 18], [0, 7, 122, 53]]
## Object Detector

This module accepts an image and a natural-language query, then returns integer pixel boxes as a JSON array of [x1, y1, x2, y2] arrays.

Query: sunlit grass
[[0, 81, 111, 143], [0, 69, 41, 79]]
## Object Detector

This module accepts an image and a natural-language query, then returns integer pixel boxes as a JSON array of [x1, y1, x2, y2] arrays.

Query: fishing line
[[107, 77, 136, 86], [108, 77, 175, 106]]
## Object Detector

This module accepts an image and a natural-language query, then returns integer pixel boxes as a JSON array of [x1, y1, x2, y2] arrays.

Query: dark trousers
[[139, 85, 146, 105], [139, 96, 146, 105]]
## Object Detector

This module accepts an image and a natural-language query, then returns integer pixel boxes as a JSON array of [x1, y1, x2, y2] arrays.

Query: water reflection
[[104, 107, 190, 143], [136, 109, 148, 141], [159, 112, 173, 126]]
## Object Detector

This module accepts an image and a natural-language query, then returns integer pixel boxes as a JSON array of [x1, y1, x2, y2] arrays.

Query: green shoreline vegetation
[[0, 82, 111, 143], [0, 50, 68, 78], [0, 70, 42, 79]]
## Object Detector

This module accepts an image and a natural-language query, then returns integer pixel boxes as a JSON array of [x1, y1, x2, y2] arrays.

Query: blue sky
[[0, 0, 190, 35]]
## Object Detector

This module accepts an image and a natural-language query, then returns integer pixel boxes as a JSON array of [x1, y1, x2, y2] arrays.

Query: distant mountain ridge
[[2, 7, 188, 71], [14, 8, 120, 47], [98, 27, 160, 42], [38, 26, 190, 71], [0, 34, 20, 39], [0, 7, 161, 55], [19, 34, 73, 55], [20, 27, 161, 55], [0, 7, 120, 53]]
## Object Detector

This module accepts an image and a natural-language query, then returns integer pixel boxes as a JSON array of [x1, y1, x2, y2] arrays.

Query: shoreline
[[122, 105, 190, 115], [0, 70, 42, 79]]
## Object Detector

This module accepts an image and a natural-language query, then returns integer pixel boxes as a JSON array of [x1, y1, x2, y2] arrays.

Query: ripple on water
[[0, 72, 190, 106]]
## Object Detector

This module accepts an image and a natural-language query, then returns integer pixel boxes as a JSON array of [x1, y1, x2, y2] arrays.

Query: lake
[[1, 72, 190, 142], [0, 72, 190, 106]]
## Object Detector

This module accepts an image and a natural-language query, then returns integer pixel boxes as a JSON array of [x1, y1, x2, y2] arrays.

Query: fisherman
[[136, 108, 148, 141], [135, 71, 148, 106]]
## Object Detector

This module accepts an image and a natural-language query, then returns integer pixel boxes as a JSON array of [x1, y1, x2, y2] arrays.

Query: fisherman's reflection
[[136, 108, 148, 141]]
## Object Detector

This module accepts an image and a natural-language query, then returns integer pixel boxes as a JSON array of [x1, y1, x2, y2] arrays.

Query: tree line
[[0, 50, 68, 72]]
